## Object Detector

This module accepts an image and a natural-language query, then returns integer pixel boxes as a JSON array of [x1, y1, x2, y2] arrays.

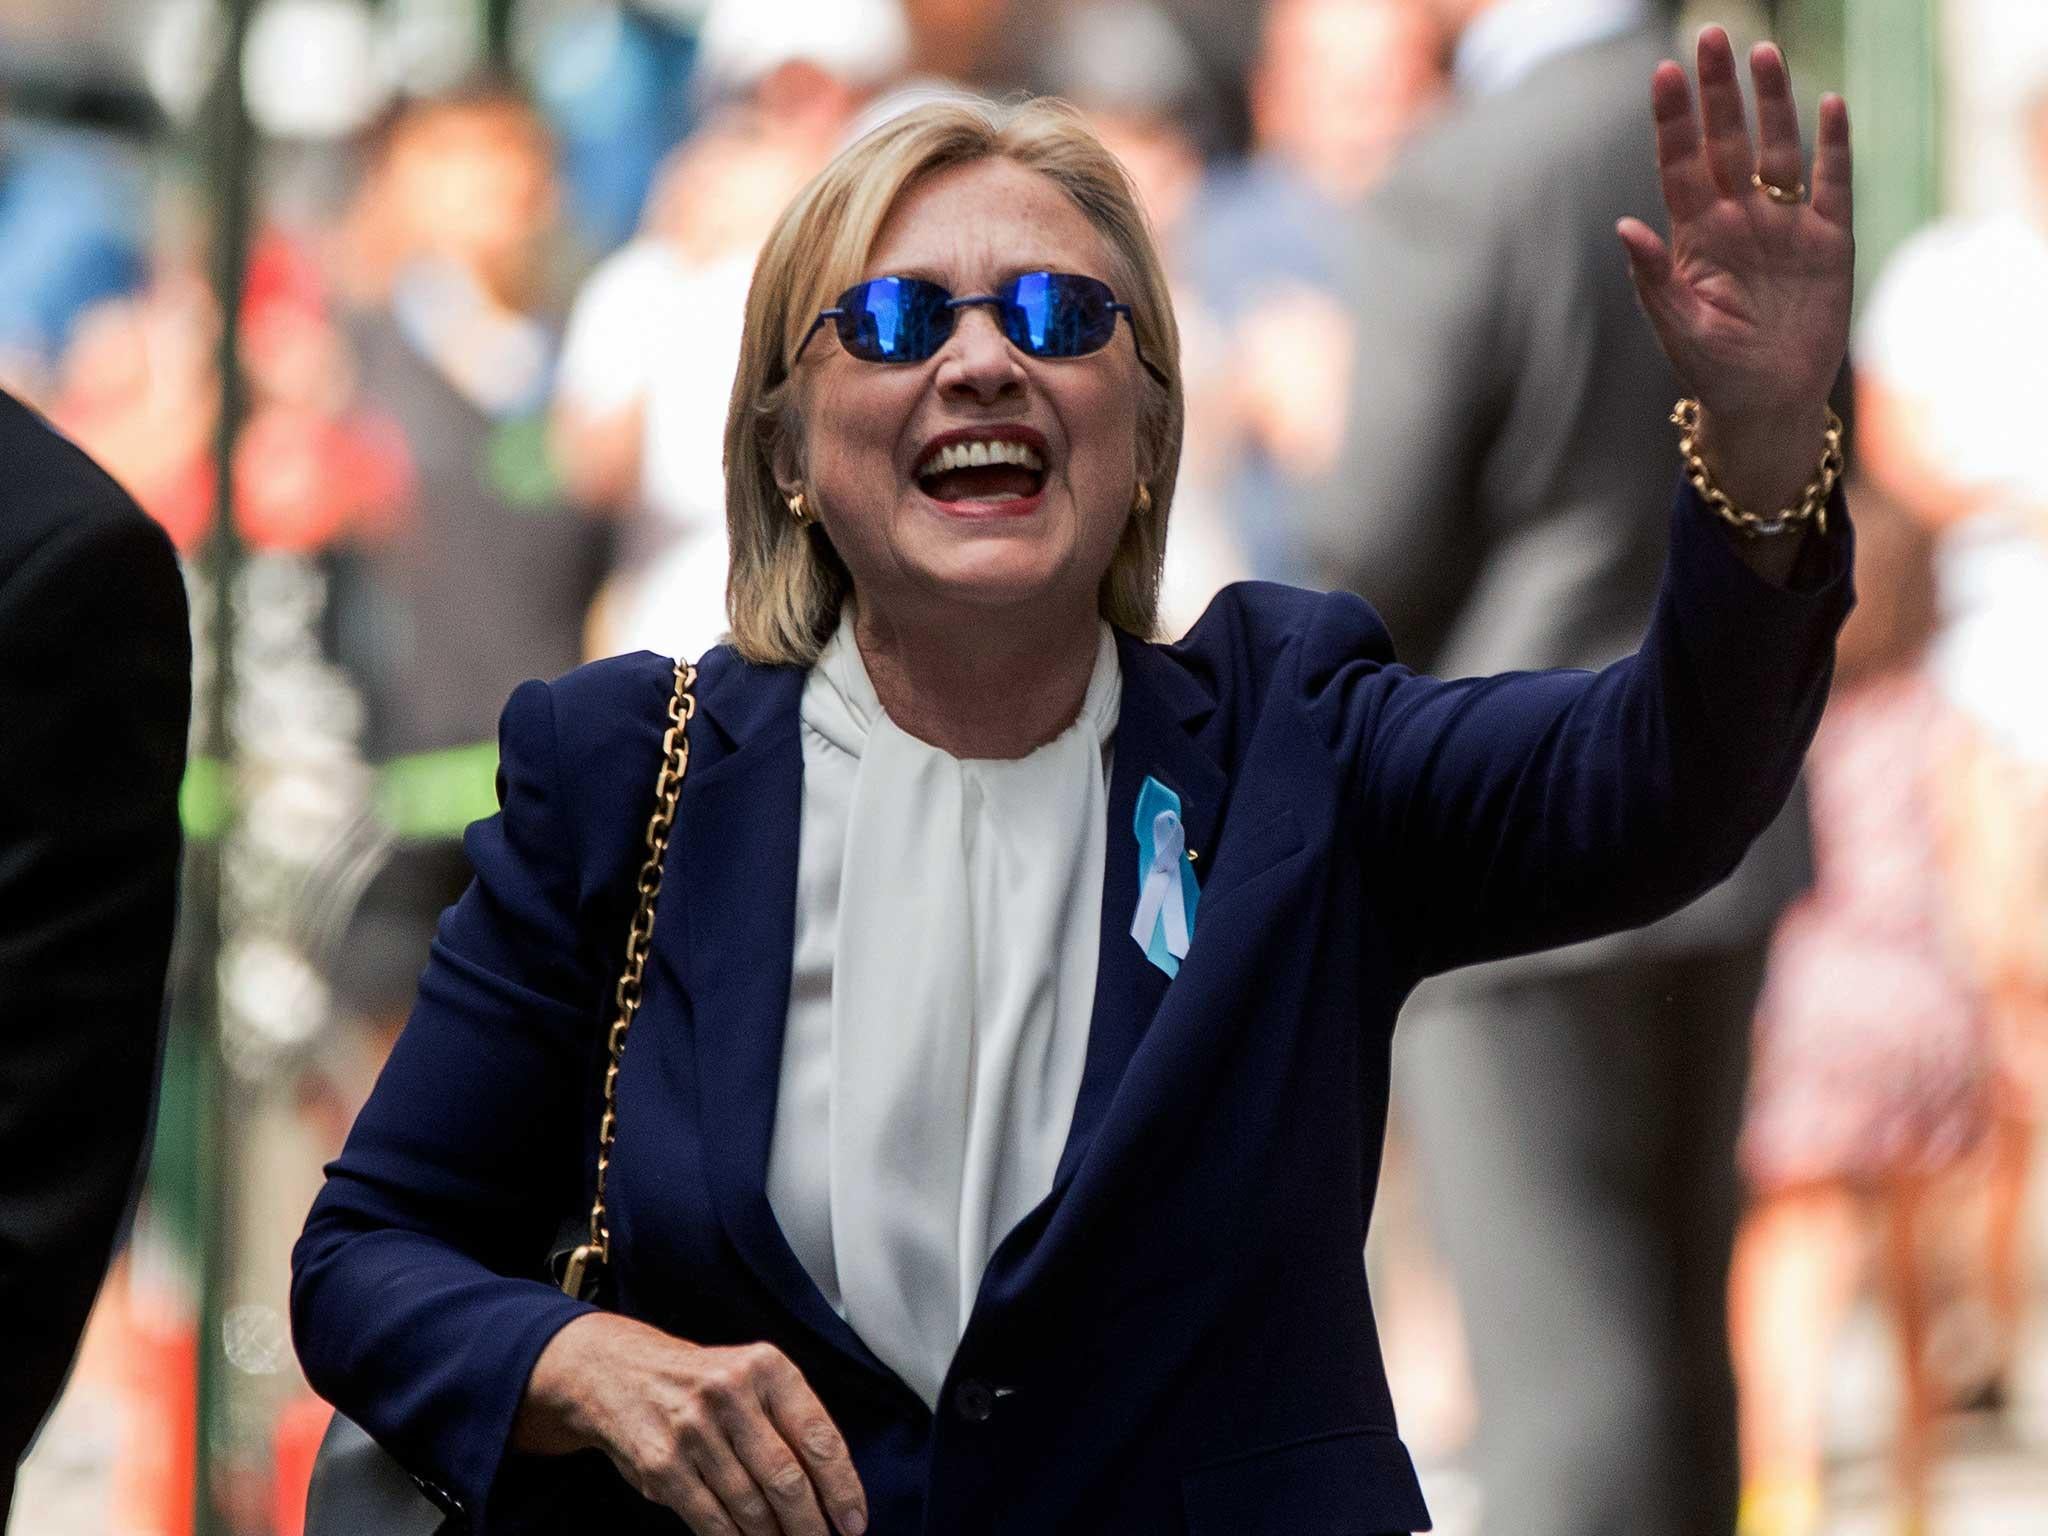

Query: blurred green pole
[[485, 0, 517, 65], [1777, 0, 1844, 101], [1841, 0, 1942, 306], [195, 0, 257, 1530]]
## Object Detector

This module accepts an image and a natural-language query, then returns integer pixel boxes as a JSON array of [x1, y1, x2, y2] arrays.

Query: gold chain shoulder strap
[[559, 658, 697, 1301]]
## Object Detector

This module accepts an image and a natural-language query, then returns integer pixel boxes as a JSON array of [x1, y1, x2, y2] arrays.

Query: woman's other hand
[[1617, 26, 1853, 521], [513, 1313, 870, 1536]]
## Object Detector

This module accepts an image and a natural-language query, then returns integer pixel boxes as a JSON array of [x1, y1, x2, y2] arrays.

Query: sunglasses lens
[[1006, 272, 1119, 358], [823, 273, 1128, 366], [835, 276, 952, 362]]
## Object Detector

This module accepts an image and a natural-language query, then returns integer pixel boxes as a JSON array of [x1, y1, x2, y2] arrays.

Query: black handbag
[[304, 1412, 452, 1535], [302, 658, 697, 1534]]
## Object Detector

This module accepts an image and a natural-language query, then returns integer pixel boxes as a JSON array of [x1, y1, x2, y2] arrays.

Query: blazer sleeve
[[0, 511, 189, 1469], [1303, 479, 1853, 979], [290, 678, 611, 1532]]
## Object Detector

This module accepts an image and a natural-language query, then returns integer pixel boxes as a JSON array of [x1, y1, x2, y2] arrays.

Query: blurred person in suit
[[1041, 0, 1255, 636], [1183, 0, 1448, 583], [1304, 4, 1822, 1532], [975, 0, 1266, 152], [0, 389, 190, 1520]]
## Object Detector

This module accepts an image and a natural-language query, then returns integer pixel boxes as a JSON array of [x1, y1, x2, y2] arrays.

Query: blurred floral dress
[[1740, 669, 1992, 1191]]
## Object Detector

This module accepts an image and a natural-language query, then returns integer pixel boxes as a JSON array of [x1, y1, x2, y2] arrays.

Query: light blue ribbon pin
[[1131, 775, 1200, 978]]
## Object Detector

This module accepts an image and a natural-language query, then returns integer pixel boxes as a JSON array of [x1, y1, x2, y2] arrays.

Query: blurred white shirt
[[557, 238, 753, 661], [1858, 212, 2048, 762]]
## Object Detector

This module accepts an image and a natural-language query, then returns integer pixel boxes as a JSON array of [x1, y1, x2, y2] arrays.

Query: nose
[[933, 301, 1025, 404]]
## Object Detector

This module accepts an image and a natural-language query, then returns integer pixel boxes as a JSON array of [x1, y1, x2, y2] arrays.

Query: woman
[[293, 28, 1855, 1536]]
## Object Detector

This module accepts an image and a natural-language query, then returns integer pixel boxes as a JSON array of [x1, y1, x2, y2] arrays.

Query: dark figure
[[1305, 5, 1816, 1533], [0, 388, 190, 1517]]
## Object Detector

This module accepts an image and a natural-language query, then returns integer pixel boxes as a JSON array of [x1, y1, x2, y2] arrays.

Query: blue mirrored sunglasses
[[793, 270, 1170, 388]]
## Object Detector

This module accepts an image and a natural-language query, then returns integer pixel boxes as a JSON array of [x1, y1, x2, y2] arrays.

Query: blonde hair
[[723, 96, 1185, 667]]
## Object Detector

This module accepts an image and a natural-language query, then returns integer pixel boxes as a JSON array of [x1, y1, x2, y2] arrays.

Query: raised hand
[[1617, 27, 1853, 517]]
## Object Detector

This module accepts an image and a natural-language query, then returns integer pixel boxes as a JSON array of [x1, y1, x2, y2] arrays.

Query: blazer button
[[953, 1379, 996, 1423]]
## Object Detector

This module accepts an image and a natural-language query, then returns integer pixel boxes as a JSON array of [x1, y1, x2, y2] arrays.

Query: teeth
[[916, 439, 1046, 478]]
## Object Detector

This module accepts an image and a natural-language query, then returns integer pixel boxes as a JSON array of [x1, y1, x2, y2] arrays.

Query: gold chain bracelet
[[1670, 397, 1845, 538]]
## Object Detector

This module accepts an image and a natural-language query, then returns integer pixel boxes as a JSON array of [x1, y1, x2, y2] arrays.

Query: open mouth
[[915, 437, 1048, 507]]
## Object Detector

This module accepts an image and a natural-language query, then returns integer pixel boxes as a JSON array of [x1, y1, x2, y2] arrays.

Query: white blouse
[[765, 613, 1121, 1411]]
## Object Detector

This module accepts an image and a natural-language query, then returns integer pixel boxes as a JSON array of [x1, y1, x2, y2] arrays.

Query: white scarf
[[788, 612, 1120, 1409]]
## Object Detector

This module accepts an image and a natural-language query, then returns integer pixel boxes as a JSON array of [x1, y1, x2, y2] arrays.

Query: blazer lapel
[[672, 650, 901, 1390], [1050, 629, 1225, 1192], [967, 628, 1229, 1330]]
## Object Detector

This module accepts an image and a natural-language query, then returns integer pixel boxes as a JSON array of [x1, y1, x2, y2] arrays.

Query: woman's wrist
[[512, 1312, 619, 1456], [1684, 400, 1837, 586], [1691, 400, 1834, 517]]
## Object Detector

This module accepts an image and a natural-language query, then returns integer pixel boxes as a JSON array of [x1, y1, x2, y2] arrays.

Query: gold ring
[[1750, 170, 1807, 205]]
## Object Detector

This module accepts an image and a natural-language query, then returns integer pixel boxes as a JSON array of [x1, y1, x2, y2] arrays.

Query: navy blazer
[[292, 483, 1852, 1535]]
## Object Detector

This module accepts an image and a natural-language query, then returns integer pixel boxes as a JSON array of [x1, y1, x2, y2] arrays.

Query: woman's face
[[791, 157, 1146, 632]]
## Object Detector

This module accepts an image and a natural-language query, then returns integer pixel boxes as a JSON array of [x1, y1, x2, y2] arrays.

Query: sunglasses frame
[[792, 270, 1171, 389]]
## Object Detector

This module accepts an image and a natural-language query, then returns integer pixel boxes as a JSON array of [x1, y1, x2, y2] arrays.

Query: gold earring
[[787, 490, 814, 527], [1133, 483, 1153, 516]]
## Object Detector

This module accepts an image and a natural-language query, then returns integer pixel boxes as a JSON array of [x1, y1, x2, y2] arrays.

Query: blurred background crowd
[[5, 0, 2048, 1532]]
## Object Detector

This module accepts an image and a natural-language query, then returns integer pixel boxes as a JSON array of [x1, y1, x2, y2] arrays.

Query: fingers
[[605, 1419, 746, 1536], [1750, 42, 1806, 198], [1695, 25, 1756, 196], [689, 1345, 836, 1536], [720, 1400, 833, 1536], [621, 1340, 861, 1536], [667, 1454, 749, 1536], [1616, 218, 1688, 345], [760, 1358, 870, 1536], [1654, 29, 1850, 222], [1650, 60, 1717, 222], [1616, 218, 1674, 291], [1811, 93, 1854, 228]]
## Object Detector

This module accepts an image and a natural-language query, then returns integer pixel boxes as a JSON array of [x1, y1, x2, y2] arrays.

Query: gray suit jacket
[[1304, 23, 1812, 976]]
